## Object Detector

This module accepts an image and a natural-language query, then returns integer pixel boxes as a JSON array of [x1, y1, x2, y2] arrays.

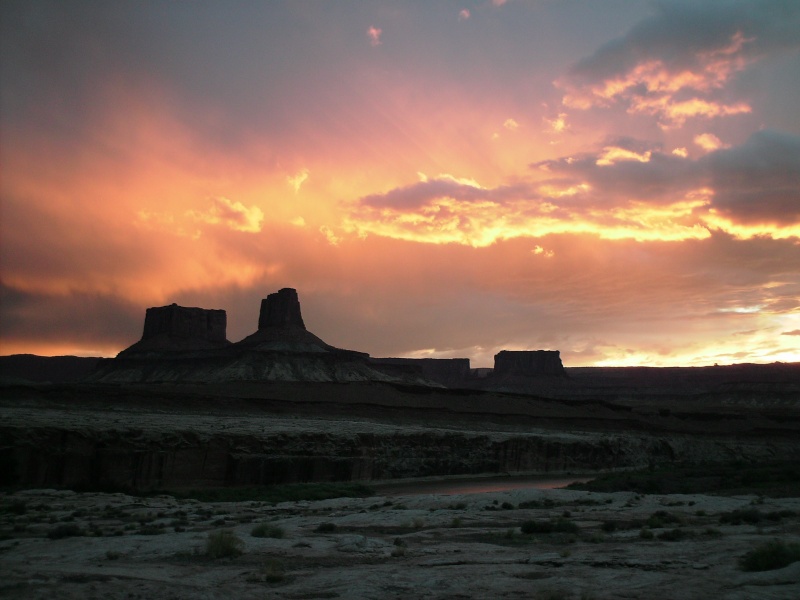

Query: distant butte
[[236, 288, 357, 354], [98, 287, 568, 386], [118, 303, 229, 357]]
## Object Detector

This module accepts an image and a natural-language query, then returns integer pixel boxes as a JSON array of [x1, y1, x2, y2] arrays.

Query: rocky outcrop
[[236, 288, 357, 355], [258, 288, 305, 329], [4, 424, 797, 491], [370, 358, 471, 387], [494, 350, 567, 377], [118, 304, 229, 356]]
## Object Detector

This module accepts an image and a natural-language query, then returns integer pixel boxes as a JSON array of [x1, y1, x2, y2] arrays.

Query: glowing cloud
[[694, 133, 726, 152], [287, 169, 310, 193], [595, 146, 651, 166], [503, 118, 520, 131], [367, 26, 382, 46], [189, 197, 264, 233], [458, 9, 470, 21], [543, 113, 569, 134]]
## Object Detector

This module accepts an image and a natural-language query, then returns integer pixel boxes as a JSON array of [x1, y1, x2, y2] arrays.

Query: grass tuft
[[206, 529, 244, 558]]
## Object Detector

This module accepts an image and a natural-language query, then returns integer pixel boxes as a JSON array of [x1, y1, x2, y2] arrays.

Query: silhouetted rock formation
[[494, 350, 567, 377], [118, 304, 229, 356], [236, 288, 355, 354], [259, 288, 306, 329]]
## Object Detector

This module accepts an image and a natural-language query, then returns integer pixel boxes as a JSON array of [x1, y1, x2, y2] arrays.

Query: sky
[[1, 0, 799, 367]]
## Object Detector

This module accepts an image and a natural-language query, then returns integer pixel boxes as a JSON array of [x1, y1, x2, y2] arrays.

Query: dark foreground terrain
[[1, 362, 798, 598]]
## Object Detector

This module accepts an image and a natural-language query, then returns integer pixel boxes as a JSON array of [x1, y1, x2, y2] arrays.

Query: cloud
[[503, 118, 520, 131], [704, 129, 800, 226], [189, 197, 264, 233], [347, 130, 800, 249], [458, 9, 470, 21], [359, 174, 524, 210], [556, 0, 800, 127], [543, 112, 569, 134], [287, 168, 310, 193], [782, 330, 800, 336], [539, 130, 800, 234], [367, 25, 382, 46], [694, 133, 726, 152]]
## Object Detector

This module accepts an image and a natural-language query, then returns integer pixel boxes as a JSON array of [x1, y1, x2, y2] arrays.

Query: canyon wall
[[3, 425, 795, 491]]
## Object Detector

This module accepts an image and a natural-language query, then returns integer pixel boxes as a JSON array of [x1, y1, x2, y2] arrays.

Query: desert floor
[[2, 484, 799, 600]]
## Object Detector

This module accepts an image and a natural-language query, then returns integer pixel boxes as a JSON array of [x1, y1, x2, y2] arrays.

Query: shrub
[[639, 528, 654, 540], [501, 502, 515, 510], [251, 523, 285, 538], [739, 540, 800, 572], [720, 509, 763, 526], [47, 524, 84, 539], [314, 522, 337, 533], [601, 521, 617, 532], [646, 511, 681, 528], [657, 528, 688, 541], [520, 518, 578, 535], [3, 501, 27, 515], [263, 559, 285, 583], [206, 529, 244, 558]]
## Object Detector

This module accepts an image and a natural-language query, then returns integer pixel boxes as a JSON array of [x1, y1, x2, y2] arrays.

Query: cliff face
[[258, 288, 306, 329], [4, 425, 795, 491], [119, 304, 229, 356], [142, 304, 227, 343], [370, 358, 471, 387], [493, 350, 567, 377]]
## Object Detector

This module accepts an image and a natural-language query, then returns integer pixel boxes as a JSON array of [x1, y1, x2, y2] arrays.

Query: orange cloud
[[189, 197, 264, 233], [694, 133, 726, 151]]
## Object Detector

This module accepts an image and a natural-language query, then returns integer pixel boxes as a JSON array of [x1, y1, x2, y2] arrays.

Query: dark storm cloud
[[0, 283, 141, 349], [705, 129, 800, 224], [567, 0, 800, 84]]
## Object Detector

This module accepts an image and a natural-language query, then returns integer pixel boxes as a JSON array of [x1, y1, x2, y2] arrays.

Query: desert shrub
[[251, 523, 285, 538], [314, 522, 337, 533], [601, 520, 617, 532], [206, 529, 244, 558], [161, 482, 374, 503], [520, 518, 578, 535], [646, 511, 681, 528], [450, 517, 462, 528], [739, 540, 800, 572], [47, 524, 84, 539], [519, 498, 559, 509], [501, 502, 515, 510], [639, 528, 654, 540], [138, 524, 165, 535], [719, 509, 763, 525], [657, 528, 688, 541], [536, 587, 571, 600], [2, 501, 27, 515], [263, 559, 285, 583]]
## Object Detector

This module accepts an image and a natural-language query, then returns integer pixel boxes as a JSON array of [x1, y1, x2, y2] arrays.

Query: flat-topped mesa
[[493, 350, 567, 378], [118, 303, 229, 356], [258, 288, 306, 330]]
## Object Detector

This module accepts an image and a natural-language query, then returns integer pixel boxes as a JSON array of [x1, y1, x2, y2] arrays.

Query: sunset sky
[[2, 0, 799, 367]]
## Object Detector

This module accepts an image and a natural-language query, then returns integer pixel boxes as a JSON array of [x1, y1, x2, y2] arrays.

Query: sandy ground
[[2, 486, 799, 599]]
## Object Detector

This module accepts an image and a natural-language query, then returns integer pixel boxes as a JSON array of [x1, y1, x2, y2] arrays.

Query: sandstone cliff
[[118, 304, 229, 356]]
